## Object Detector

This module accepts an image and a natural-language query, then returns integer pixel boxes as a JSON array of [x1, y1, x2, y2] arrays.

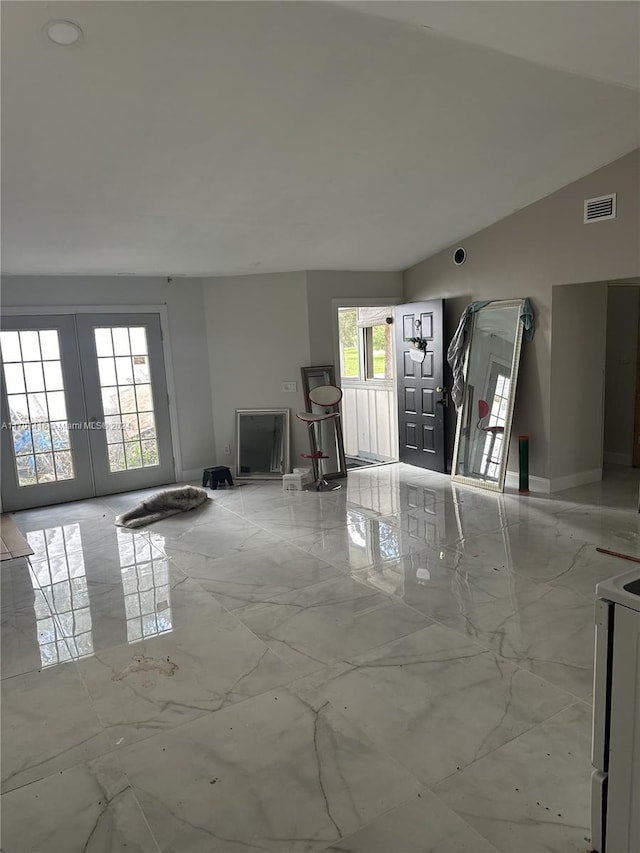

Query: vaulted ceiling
[[2, 1, 639, 276]]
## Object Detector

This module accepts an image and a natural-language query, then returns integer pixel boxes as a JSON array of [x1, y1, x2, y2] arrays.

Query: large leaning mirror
[[235, 409, 290, 478], [451, 299, 526, 492], [300, 366, 347, 480]]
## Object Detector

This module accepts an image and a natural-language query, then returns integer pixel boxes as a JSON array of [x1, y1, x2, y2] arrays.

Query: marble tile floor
[[1, 463, 639, 852]]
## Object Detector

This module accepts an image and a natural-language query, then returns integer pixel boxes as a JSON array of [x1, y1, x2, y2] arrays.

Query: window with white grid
[[0, 329, 74, 486], [347, 511, 400, 563], [480, 373, 511, 479], [26, 524, 93, 666], [94, 326, 160, 472], [117, 529, 172, 644]]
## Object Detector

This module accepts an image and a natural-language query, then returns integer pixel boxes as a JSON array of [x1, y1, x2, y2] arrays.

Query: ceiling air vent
[[584, 193, 616, 224]]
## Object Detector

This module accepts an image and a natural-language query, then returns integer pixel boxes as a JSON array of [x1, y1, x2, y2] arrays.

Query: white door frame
[[332, 297, 402, 464], [1, 305, 184, 482]]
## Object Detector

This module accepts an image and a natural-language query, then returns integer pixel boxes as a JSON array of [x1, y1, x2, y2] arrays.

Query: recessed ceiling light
[[45, 20, 83, 46]]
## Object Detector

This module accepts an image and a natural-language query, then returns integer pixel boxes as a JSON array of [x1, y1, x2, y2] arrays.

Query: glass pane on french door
[[94, 325, 159, 473], [75, 314, 175, 496], [0, 315, 94, 510]]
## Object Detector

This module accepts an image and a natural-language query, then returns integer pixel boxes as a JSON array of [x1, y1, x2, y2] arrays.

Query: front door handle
[[436, 387, 448, 407]]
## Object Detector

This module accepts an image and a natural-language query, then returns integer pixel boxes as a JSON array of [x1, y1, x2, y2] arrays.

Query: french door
[[0, 313, 175, 510]]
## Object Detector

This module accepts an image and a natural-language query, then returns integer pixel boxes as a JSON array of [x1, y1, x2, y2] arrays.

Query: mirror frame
[[300, 365, 336, 410], [235, 408, 290, 479], [300, 365, 347, 480], [451, 299, 526, 493]]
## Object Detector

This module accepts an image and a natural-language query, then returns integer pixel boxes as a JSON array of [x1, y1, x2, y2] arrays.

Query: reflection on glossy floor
[[2, 464, 639, 852]]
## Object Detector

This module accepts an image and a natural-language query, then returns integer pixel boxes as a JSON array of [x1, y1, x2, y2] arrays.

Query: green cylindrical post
[[519, 435, 529, 494]]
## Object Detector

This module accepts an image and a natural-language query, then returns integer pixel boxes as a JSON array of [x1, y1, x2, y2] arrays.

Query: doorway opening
[[337, 306, 398, 469], [603, 284, 640, 470]]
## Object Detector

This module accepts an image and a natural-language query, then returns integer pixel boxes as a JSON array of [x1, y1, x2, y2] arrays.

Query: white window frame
[[333, 299, 401, 391]]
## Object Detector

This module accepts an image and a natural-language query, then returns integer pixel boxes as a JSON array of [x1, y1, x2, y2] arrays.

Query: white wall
[[604, 285, 640, 465], [403, 149, 640, 484], [203, 272, 311, 468], [1, 271, 402, 487], [549, 282, 608, 486], [202, 270, 404, 471], [0, 275, 215, 479]]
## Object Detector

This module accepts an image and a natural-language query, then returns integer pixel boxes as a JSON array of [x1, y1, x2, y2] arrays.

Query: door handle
[[436, 387, 448, 407]]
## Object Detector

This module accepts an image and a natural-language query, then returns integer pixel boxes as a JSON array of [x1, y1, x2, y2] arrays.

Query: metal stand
[[301, 425, 341, 491]]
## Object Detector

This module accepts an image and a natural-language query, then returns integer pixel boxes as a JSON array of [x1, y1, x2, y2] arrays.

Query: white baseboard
[[505, 467, 603, 494], [179, 468, 205, 483], [549, 468, 602, 493], [505, 471, 551, 494], [603, 451, 633, 467]]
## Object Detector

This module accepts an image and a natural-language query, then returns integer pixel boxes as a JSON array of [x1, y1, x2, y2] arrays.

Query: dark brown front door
[[395, 300, 446, 472]]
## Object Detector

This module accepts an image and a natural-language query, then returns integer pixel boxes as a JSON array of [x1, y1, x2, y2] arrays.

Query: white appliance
[[592, 567, 640, 853]]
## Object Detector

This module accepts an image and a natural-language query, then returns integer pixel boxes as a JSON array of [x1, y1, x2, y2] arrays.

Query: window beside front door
[[338, 307, 394, 382]]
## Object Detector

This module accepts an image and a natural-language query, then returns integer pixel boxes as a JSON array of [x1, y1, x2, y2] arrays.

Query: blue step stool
[[202, 466, 234, 489]]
